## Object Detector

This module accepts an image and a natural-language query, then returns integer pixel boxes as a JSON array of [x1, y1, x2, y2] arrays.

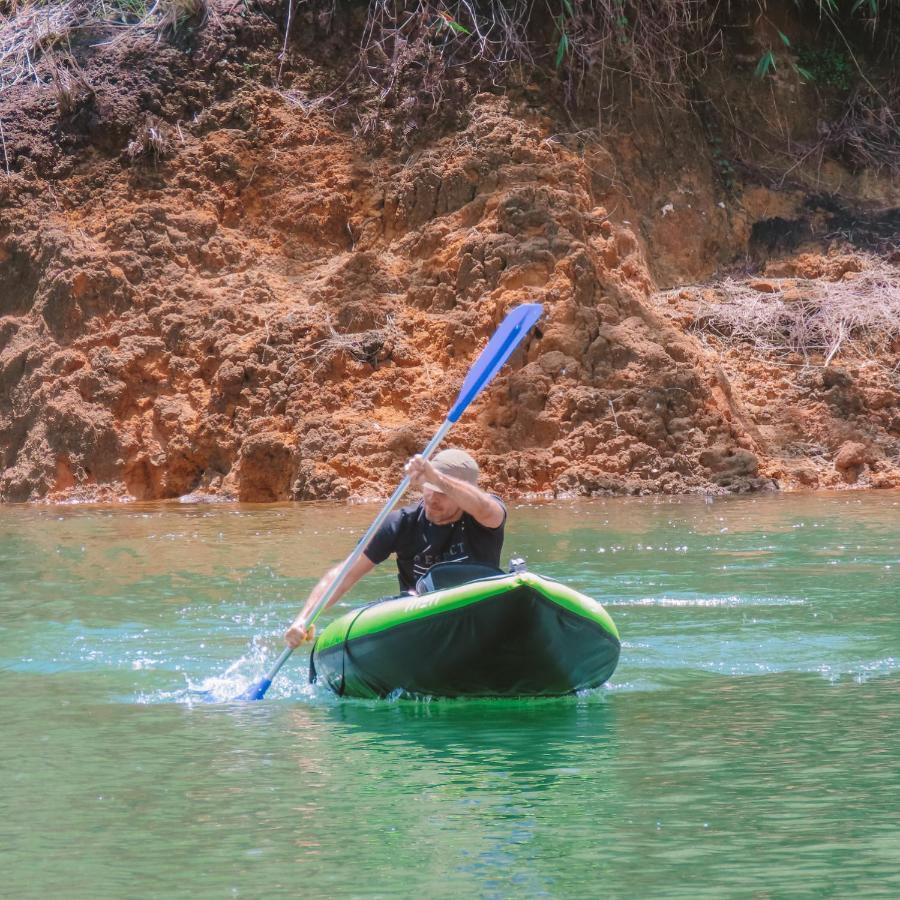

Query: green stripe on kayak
[[315, 573, 619, 654]]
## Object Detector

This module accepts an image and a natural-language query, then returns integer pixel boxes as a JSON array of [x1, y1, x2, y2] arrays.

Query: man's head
[[422, 448, 479, 525]]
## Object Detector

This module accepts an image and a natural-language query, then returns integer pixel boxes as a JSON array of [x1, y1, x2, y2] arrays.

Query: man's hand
[[283, 555, 376, 649], [406, 454, 442, 491], [285, 620, 316, 648]]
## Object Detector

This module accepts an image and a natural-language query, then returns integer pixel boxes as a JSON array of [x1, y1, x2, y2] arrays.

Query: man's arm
[[284, 553, 375, 647], [406, 455, 505, 529]]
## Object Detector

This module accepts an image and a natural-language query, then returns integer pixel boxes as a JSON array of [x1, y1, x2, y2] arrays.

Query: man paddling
[[285, 448, 506, 647]]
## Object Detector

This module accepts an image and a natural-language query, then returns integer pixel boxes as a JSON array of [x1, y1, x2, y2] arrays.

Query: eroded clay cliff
[[1, 2, 897, 501]]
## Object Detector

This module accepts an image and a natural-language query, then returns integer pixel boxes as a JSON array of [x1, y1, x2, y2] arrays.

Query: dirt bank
[[0, 1, 898, 502]]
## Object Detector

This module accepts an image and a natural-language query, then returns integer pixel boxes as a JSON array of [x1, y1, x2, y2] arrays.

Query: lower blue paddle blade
[[234, 677, 272, 702]]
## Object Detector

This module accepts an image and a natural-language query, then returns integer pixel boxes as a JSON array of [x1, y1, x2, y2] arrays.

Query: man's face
[[423, 487, 463, 525]]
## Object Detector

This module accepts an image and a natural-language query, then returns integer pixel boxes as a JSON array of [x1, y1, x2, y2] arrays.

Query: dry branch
[[305, 315, 411, 372], [660, 259, 900, 364]]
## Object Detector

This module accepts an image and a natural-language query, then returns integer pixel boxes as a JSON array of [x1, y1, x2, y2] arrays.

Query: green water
[[1, 493, 898, 898]]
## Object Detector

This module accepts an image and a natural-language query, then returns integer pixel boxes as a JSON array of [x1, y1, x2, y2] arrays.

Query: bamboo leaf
[[754, 50, 776, 79], [555, 32, 569, 69]]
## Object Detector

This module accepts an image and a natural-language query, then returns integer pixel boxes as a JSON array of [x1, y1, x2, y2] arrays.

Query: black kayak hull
[[310, 573, 620, 699]]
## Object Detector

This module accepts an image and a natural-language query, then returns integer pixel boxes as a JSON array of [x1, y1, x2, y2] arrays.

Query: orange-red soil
[[1, 7, 897, 502]]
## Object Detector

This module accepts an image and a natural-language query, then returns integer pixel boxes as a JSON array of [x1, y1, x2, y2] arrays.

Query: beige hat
[[424, 448, 479, 492]]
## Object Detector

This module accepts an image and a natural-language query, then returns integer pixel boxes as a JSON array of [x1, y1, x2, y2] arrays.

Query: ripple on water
[[609, 595, 806, 608]]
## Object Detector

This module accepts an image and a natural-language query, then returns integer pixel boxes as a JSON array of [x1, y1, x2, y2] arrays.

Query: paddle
[[233, 302, 543, 701]]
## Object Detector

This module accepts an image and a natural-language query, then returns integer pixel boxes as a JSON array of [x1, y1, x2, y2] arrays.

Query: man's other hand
[[405, 454, 441, 491]]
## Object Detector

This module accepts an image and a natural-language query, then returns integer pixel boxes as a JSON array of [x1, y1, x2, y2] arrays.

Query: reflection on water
[[1, 492, 898, 896]]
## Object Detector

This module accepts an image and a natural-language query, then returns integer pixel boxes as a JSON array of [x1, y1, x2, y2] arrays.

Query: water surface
[[1, 493, 898, 896]]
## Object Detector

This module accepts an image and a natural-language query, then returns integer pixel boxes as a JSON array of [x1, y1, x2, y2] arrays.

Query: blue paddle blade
[[447, 303, 543, 422]]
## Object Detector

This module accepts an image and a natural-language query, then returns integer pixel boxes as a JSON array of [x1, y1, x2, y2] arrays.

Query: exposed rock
[[834, 441, 870, 484], [238, 432, 298, 501]]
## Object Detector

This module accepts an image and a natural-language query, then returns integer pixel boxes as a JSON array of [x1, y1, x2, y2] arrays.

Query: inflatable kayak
[[309, 569, 620, 699]]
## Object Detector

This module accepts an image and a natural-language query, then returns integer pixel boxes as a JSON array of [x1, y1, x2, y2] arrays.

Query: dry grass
[[305, 315, 411, 372], [44, 46, 91, 111], [555, 0, 720, 110], [0, 0, 207, 95], [0, 114, 10, 172], [152, 0, 206, 35], [0, 0, 84, 91], [662, 259, 900, 364], [126, 113, 174, 160], [276, 0, 725, 145], [808, 85, 900, 175]]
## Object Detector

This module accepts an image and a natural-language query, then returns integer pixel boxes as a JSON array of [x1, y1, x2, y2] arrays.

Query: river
[[2, 493, 898, 897]]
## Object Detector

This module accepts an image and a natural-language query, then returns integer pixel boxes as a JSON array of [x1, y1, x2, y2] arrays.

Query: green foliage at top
[[753, 0, 892, 86], [796, 43, 854, 89]]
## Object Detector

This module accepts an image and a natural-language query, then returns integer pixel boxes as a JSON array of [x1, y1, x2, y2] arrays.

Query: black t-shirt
[[363, 499, 507, 593]]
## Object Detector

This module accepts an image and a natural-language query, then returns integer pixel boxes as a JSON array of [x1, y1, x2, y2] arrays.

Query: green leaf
[[754, 50, 776, 78], [555, 32, 569, 69], [448, 20, 470, 34], [794, 64, 814, 82], [777, 28, 790, 47], [562, 0, 574, 17]]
